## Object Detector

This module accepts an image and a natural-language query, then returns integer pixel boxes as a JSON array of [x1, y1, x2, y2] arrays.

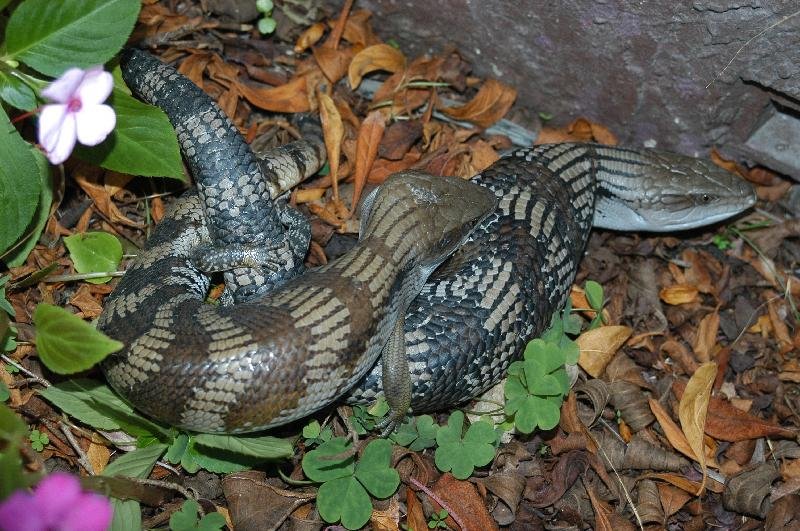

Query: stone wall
[[342, 0, 799, 176]]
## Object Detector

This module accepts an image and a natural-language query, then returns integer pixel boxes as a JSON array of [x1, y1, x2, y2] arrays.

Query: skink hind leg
[[376, 315, 412, 436]]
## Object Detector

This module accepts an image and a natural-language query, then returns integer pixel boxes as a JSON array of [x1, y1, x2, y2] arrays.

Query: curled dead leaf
[[678, 362, 717, 495], [317, 90, 344, 201], [348, 43, 406, 89], [295, 22, 327, 53], [439, 79, 517, 128], [237, 75, 311, 113], [576, 325, 632, 378], [351, 110, 386, 214], [659, 284, 699, 305]]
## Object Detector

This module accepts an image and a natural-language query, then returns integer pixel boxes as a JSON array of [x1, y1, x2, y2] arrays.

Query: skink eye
[[701, 194, 711, 203]]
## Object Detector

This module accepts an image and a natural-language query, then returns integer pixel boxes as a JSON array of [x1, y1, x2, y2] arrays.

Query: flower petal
[[32, 472, 82, 526], [60, 493, 113, 531], [75, 67, 113, 106], [0, 491, 44, 531], [41, 67, 86, 103], [75, 104, 116, 146], [38, 103, 77, 164]]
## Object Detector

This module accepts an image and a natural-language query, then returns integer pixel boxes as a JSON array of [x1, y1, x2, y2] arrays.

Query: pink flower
[[37, 66, 116, 165], [0, 472, 112, 531]]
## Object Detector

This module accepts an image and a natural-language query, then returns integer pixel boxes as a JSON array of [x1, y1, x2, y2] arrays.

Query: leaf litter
[[2, 1, 799, 529]]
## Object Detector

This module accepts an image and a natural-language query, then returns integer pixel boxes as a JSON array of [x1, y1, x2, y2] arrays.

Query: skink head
[[593, 147, 757, 232], [359, 171, 497, 269]]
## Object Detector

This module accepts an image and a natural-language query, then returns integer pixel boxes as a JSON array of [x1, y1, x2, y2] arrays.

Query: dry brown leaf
[[678, 362, 717, 494], [431, 474, 498, 531], [87, 437, 110, 474], [337, 10, 380, 48], [649, 398, 703, 463], [370, 496, 400, 530], [710, 148, 748, 178], [177, 51, 213, 89], [672, 380, 796, 441], [294, 188, 326, 204], [767, 294, 793, 353], [659, 284, 699, 305], [313, 46, 354, 84], [643, 472, 725, 494], [317, 90, 344, 201], [656, 483, 695, 518], [351, 110, 386, 214], [73, 167, 139, 227], [69, 284, 103, 318], [693, 311, 719, 363], [237, 75, 311, 113], [295, 22, 327, 52], [469, 139, 500, 173], [348, 43, 406, 89], [585, 483, 614, 531], [439, 79, 516, 128], [576, 325, 632, 378], [405, 488, 428, 531], [369, 151, 422, 184]]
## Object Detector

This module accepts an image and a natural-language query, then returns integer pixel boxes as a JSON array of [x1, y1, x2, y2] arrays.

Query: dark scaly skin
[[105, 51, 757, 433], [119, 49, 325, 300]]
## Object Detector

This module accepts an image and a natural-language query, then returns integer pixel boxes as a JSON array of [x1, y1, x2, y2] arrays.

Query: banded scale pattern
[[346, 143, 756, 409], [99, 172, 495, 432], [347, 144, 598, 408], [120, 49, 326, 301]]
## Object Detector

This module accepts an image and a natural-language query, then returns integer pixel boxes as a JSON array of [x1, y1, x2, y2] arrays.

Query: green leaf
[[75, 88, 185, 179], [198, 512, 227, 531], [0, 382, 9, 402], [169, 499, 201, 531], [434, 411, 496, 480], [0, 71, 36, 111], [33, 304, 123, 374], [110, 498, 141, 531], [0, 276, 13, 317], [102, 443, 167, 478], [0, 108, 40, 259], [39, 379, 161, 434], [3, 149, 53, 267], [0, 402, 27, 440], [528, 374, 563, 397], [317, 476, 371, 530], [63, 232, 122, 284], [181, 438, 260, 474], [5, 0, 140, 76], [302, 437, 355, 483], [257, 17, 277, 34], [584, 280, 604, 311], [165, 433, 189, 464], [353, 439, 399, 499], [193, 433, 292, 459], [303, 420, 321, 439]]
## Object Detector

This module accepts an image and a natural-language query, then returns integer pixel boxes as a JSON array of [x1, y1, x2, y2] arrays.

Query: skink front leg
[[377, 314, 412, 436]]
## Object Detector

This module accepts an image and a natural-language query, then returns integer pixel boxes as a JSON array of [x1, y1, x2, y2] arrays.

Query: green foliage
[[169, 500, 226, 531], [0, 382, 9, 402], [303, 438, 400, 530], [0, 109, 41, 260], [64, 232, 123, 284], [434, 411, 497, 479], [504, 304, 581, 434], [255, 0, 277, 34], [302, 419, 333, 446], [584, 280, 605, 329], [428, 508, 449, 529], [0, 403, 38, 499], [33, 304, 123, 374], [74, 88, 186, 180], [5, 0, 139, 76], [390, 414, 438, 451], [349, 398, 389, 435], [0, 0, 185, 265], [3, 150, 53, 268], [712, 233, 732, 251], [28, 429, 48, 451]]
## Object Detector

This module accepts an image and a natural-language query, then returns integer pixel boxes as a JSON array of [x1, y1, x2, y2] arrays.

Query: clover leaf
[[390, 414, 437, 451], [434, 411, 497, 479]]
